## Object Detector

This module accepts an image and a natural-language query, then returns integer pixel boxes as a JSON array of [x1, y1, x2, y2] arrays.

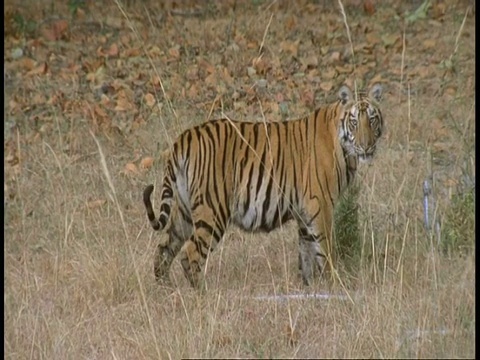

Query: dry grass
[[4, 0, 475, 359]]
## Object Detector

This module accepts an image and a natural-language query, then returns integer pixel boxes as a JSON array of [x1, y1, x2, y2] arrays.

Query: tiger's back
[[144, 83, 384, 287]]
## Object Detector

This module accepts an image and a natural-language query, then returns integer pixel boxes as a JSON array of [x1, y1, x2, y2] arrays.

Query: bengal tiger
[[143, 82, 384, 288]]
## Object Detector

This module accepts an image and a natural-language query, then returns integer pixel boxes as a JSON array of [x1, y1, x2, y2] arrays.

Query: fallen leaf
[[301, 54, 318, 69], [432, 2, 446, 20], [366, 33, 381, 45], [42, 19, 69, 41], [87, 199, 106, 209], [144, 93, 156, 108], [320, 81, 334, 92], [252, 56, 270, 75], [94, 105, 108, 119], [381, 34, 400, 47], [140, 156, 154, 169], [26, 62, 48, 76], [212, 335, 232, 347], [198, 58, 215, 74], [285, 324, 300, 347], [444, 178, 458, 187], [334, 64, 353, 74], [17, 57, 36, 71], [301, 88, 315, 107], [285, 14, 297, 31], [322, 68, 337, 80], [32, 93, 46, 105], [123, 47, 141, 58], [115, 91, 134, 111], [329, 51, 341, 62], [364, 0, 376, 15], [168, 46, 180, 59], [280, 40, 300, 57], [423, 39, 436, 49], [106, 43, 119, 57], [124, 162, 138, 174], [221, 67, 233, 85]]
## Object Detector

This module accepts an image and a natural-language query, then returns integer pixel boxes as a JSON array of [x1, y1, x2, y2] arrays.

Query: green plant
[[334, 181, 362, 269], [440, 186, 475, 256]]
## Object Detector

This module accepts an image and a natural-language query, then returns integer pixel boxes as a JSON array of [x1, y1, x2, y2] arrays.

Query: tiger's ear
[[368, 83, 383, 102], [338, 85, 353, 105]]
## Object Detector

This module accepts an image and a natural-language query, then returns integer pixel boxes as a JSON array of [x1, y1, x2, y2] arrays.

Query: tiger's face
[[338, 83, 384, 163]]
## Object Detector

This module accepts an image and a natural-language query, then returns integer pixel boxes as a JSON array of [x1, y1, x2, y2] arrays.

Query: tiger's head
[[338, 83, 384, 163]]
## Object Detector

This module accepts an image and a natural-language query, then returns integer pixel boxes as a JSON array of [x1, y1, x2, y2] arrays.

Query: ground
[[4, 0, 475, 358]]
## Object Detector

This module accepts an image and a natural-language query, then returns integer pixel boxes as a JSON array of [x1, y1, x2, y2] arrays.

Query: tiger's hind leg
[[154, 206, 193, 285], [177, 204, 226, 288]]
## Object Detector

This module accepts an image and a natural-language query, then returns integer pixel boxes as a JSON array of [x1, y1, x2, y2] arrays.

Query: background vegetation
[[5, 0, 474, 358]]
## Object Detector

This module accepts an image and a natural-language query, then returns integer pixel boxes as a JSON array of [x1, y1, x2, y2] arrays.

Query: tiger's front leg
[[297, 208, 335, 286]]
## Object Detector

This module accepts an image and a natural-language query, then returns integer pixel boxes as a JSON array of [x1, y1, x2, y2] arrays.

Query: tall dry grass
[[5, 0, 474, 358]]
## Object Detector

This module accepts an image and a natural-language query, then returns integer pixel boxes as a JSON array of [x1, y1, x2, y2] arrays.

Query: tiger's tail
[[143, 177, 174, 231]]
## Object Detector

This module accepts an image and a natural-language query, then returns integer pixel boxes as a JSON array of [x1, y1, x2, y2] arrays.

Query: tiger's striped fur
[[143, 83, 384, 287]]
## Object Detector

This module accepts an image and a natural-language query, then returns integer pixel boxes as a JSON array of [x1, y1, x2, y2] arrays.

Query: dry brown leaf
[[115, 91, 134, 111], [144, 93, 156, 108], [364, 0, 376, 15], [198, 58, 215, 74], [366, 33, 381, 45], [151, 76, 162, 87], [26, 62, 48, 76], [42, 29, 57, 42], [275, 92, 285, 103], [423, 39, 436, 49], [381, 34, 400, 48], [433, 2, 447, 20], [123, 47, 141, 58], [334, 64, 353, 74], [323, 68, 337, 80], [186, 67, 199, 81], [106, 43, 119, 57], [329, 51, 341, 62], [205, 72, 217, 87], [301, 88, 315, 107], [94, 105, 108, 119], [320, 81, 334, 92], [301, 55, 318, 69], [168, 47, 180, 59], [87, 199, 106, 209], [188, 84, 199, 98], [32, 93, 46, 105], [444, 178, 458, 188], [6, 153, 19, 166], [53, 19, 69, 37], [9, 99, 20, 113], [140, 157, 154, 169], [212, 335, 232, 347], [124, 162, 138, 174], [221, 67, 233, 85], [252, 56, 270, 75], [42, 19, 69, 41], [280, 40, 300, 57], [285, 14, 297, 31], [17, 57, 36, 71], [285, 324, 300, 347], [369, 73, 386, 83]]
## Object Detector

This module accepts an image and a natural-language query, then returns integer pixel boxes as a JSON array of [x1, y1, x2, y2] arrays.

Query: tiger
[[143, 82, 384, 288]]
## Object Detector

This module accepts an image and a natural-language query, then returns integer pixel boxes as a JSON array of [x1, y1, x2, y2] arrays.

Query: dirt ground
[[4, 1, 475, 358]]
